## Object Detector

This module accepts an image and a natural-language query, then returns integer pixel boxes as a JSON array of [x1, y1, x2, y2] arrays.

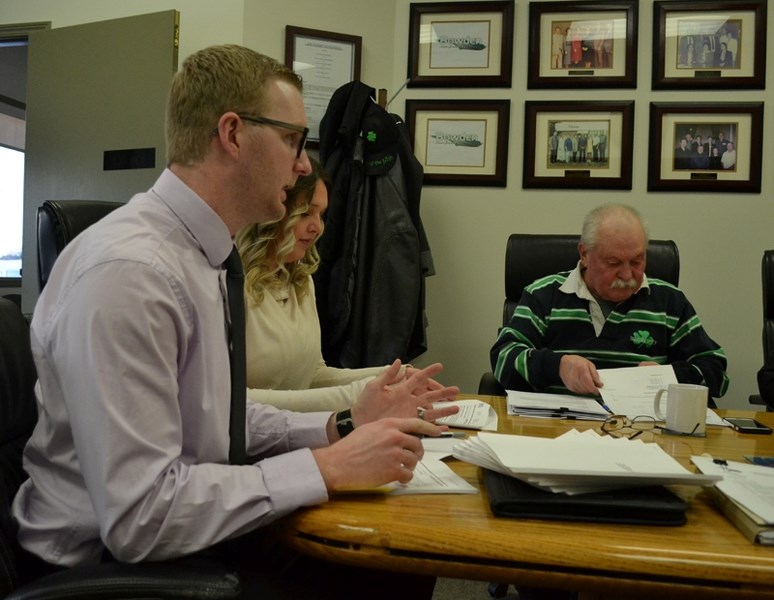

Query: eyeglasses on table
[[600, 415, 663, 440]]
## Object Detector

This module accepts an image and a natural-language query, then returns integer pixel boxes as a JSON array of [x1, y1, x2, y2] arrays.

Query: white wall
[[2, 0, 772, 407]]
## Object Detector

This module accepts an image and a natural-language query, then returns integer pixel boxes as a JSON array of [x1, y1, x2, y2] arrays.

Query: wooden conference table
[[273, 396, 774, 599]]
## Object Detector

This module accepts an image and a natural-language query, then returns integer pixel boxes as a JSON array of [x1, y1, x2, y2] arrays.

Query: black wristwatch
[[335, 409, 355, 437]]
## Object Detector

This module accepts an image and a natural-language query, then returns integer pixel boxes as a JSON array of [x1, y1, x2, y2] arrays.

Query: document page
[[597, 366, 725, 425], [435, 399, 498, 430], [692, 456, 774, 523], [334, 458, 477, 496], [388, 459, 477, 495], [597, 365, 677, 417]]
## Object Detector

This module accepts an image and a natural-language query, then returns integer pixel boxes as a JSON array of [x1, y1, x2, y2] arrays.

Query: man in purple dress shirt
[[12, 44, 458, 599]]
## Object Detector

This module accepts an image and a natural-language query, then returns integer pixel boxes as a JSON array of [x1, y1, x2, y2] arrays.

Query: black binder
[[483, 469, 687, 526]]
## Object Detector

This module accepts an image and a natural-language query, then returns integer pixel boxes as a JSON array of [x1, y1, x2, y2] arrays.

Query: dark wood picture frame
[[405, 99, 510, 187], [647, 102, 764, 193], [652, 1, 767, 90], [527, 0, 638, 89], [523, 100, 634, 189], [284, 26, 362, 146], [407, 1, 514, 88]]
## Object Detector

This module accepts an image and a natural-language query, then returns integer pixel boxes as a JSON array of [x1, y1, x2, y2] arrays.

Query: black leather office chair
[[36, 200, 125, 291], [0, 300, 242, 598], [479, 233, 680, 396], [754, 250, 774, 411]]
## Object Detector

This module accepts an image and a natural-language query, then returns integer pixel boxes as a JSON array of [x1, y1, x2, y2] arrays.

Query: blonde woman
[[236, 157, 451, 411]]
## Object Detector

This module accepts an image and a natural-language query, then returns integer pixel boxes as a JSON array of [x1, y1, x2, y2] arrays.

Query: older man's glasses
[[237, 114, 308, 159], [600, 415, 661, 440]]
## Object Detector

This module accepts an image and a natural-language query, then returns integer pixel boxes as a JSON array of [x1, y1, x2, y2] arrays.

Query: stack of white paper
[[453, 429, 721, 495], [506, 390, 610, 420]]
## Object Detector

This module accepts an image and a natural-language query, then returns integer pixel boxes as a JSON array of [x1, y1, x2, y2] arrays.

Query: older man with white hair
[[490, 203, 728, 401]]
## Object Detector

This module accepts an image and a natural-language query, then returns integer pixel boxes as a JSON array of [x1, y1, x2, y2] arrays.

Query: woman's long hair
[[236, 157, 330, 305]]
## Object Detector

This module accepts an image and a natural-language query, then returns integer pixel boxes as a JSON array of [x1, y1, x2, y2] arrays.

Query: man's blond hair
[[165, 44, 302, 166]]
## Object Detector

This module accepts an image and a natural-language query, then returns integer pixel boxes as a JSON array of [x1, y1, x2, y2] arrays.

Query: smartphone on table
[[724, 417, 773, 434]]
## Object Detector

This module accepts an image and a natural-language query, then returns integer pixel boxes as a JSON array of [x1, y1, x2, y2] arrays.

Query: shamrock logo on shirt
[[631, 330, 656, 348]]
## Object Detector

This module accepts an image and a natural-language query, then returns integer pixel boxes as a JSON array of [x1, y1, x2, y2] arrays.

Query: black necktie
[[224, 246, 247, 465]]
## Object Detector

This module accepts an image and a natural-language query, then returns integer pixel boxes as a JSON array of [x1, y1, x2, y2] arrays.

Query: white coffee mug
[[653, 383, 708, 436]]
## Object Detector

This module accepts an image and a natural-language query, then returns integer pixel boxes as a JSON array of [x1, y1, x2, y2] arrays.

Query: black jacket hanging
[[314, 81, 434, 368]]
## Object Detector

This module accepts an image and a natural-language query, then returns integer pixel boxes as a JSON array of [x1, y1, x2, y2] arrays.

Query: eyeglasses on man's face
[[237, 114, 308, 159]]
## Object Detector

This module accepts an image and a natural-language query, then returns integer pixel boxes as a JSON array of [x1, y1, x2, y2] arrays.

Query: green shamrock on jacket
[[631, 330, 656, 348]]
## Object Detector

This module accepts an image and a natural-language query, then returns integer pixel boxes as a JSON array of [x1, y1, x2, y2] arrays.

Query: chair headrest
[[36, 200, 124, 291], [503, 233, 680, 305], [762, 250, 774, 320]]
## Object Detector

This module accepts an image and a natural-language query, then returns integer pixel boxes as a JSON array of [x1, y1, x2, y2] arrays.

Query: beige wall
[[241, 0, 396, 86], [392, 0, 774, 410], [0, 0, 246, 61], [3, 0, 772, 407]]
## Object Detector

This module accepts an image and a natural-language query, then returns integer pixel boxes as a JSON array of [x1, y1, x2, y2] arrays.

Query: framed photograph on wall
[[405, 99, 510, 186], [652, 1, 767, 90], [647, 102, 763, 193], [527, 0, 638, 89], [523, 100, 634, 189], [407, 1, 514, 87], [284, 26, 362, 145]]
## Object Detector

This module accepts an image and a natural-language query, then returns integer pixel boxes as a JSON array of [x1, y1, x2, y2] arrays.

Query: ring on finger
[[417, 406, 426, 420]]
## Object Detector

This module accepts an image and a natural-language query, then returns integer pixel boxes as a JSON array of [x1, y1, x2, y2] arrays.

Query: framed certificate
[[284, 26, 362, 145]]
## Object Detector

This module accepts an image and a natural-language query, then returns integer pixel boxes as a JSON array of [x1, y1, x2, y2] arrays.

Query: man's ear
[[213, 112, 242, 159], [578, 243, 588, 268]]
